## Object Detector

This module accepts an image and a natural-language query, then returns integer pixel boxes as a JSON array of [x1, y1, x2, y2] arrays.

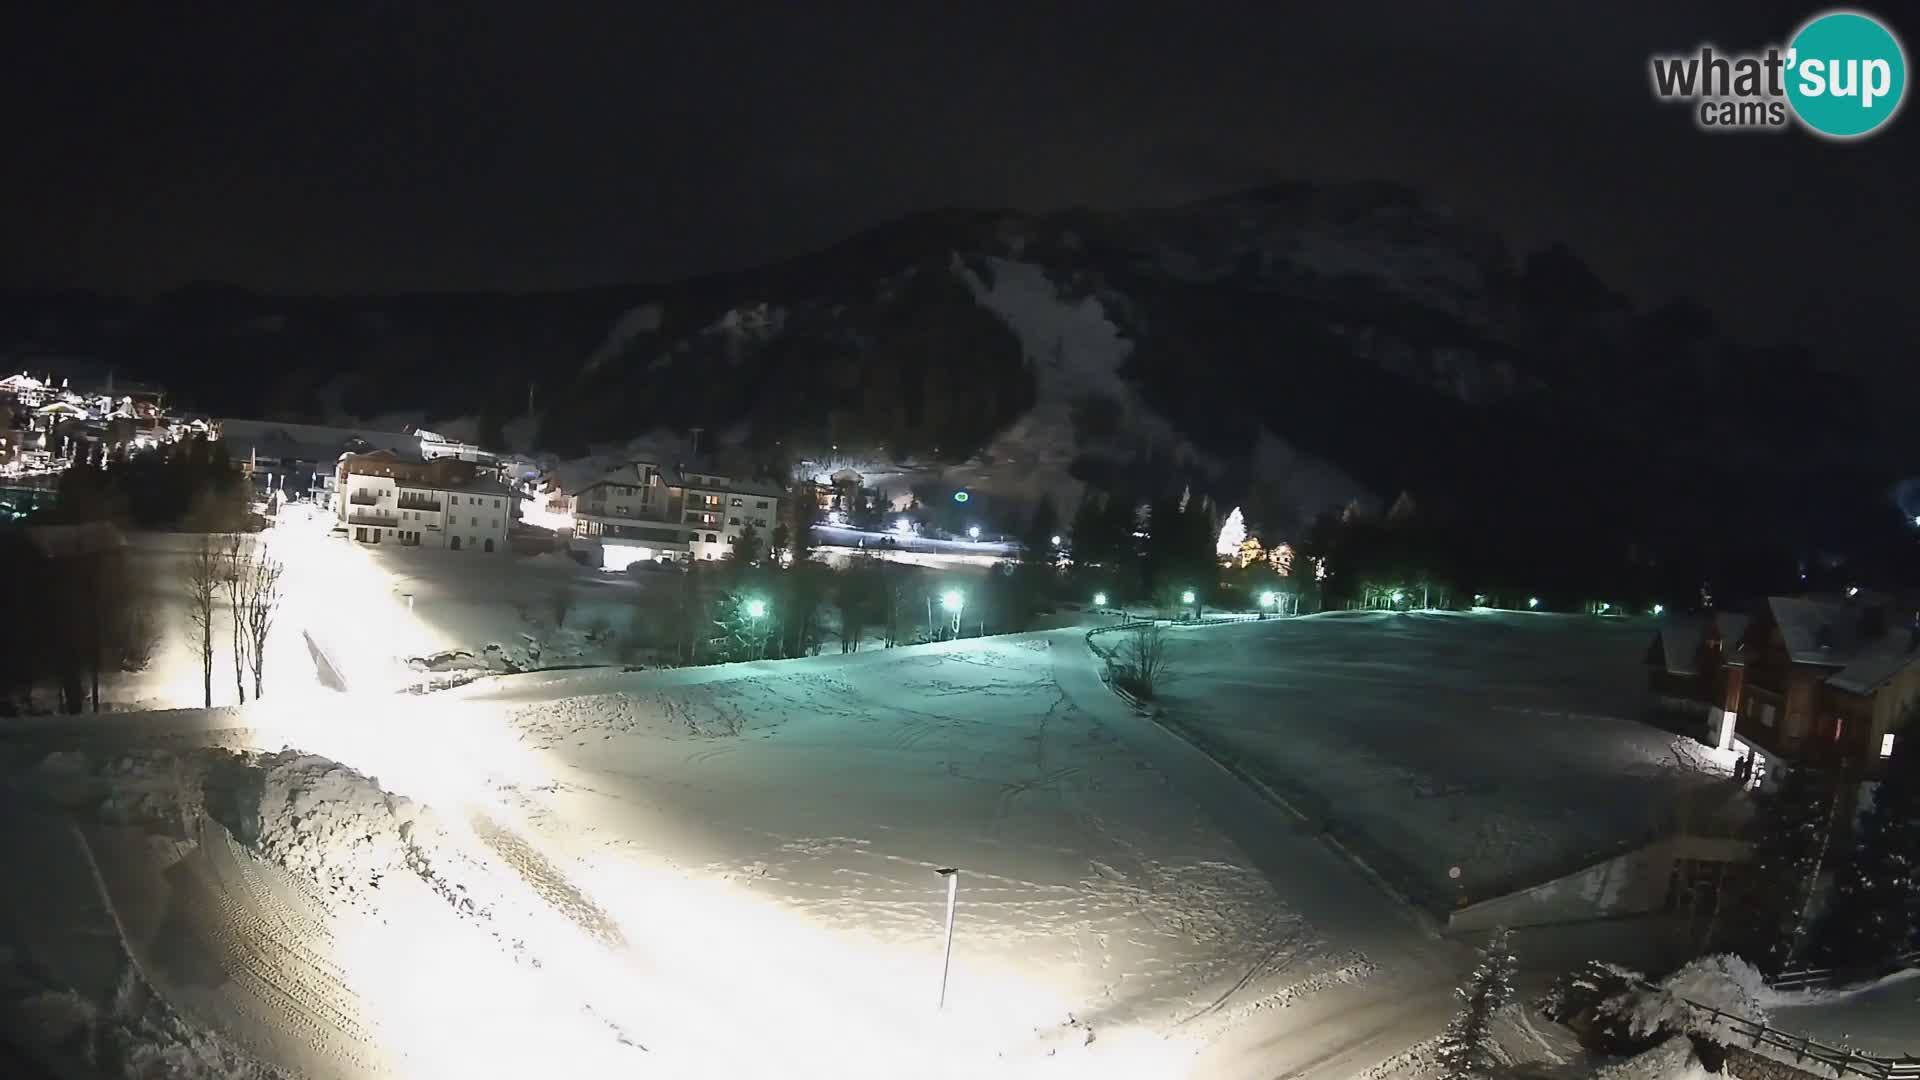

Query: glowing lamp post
[[1093, 591, 1108, 608], [746, 597, 769, 657], [1653, 603, 1665, 616], [941, 589, 965, 638], [1527, 597, 1540, 610], [1259, 590, 1277, 619], [967, 525, 980, 540]]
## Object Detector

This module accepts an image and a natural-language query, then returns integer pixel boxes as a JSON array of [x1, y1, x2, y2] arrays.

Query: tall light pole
[[746, 597, 768, 658], [941, 589, 964, 639], [935, 867, 959, 1009]]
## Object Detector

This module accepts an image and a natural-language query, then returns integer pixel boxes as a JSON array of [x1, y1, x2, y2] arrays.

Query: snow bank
[[208, 750, 434, 911], [1603, 954, 1768, 1041]]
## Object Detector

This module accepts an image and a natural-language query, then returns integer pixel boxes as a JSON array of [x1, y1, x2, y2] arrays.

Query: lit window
[[1885, 733, 1899, 759]]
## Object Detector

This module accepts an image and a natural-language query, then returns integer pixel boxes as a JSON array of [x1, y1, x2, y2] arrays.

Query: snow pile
[[214, 751, 431, 910], [1603, 955, 1768, 1041]]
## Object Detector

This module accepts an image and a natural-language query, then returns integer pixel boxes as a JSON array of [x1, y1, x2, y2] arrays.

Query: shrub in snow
[[1111, 623, 1170, 699], [1597, 954, 1767, 1046], [1540, 958, 1644, 1047], [1435, 926, 1517, 1078]]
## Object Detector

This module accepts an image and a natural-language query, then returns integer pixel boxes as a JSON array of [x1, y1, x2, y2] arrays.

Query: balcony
[[348, 511, 396, 527], [349, 490, 382, 506], [397, 495, 441, 512]]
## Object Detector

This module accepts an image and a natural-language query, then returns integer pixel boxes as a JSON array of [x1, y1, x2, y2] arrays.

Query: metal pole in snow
[[936, 867, 959, 1009]]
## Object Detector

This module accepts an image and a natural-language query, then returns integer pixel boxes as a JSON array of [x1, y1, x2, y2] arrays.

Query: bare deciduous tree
[[184, 535, 221, 708], [240, 545, 284, 700], [1114, 623, 1172, 699], [220, 534, 247, 704]]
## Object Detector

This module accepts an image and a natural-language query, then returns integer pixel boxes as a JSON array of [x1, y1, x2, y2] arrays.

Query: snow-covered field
[[99, 513, 649, 712], [1151, 611, 1739, 910], [0, 628, 1471, 1078]]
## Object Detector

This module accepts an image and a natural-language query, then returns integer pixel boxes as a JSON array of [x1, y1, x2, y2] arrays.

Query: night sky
[[1, 2, 1914, 382]]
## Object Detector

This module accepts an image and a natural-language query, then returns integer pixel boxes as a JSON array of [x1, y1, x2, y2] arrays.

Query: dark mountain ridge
[[1, 183, 1903, 585]]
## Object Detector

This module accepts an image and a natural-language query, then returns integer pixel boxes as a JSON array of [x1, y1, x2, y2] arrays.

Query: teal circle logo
[[1786, 10, 1906, 138]]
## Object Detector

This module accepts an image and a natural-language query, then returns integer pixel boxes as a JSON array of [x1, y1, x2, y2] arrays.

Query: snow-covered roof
[[1767, 596, 1875, 666], [1654, 620, 1708, 676], [1653, 612, 1749, 676], [1826, 634, 1920, 696]]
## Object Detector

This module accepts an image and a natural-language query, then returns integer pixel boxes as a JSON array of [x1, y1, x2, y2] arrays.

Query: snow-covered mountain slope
[[3, 182, 1886, 543]]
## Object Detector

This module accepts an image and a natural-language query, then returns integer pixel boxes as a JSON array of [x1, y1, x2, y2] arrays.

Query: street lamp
[[1181, 590, 1196, 605], [1259, 590, 1277, 619], [1050, 534, 1062, 546], [1652, 603, 1664, 616], [941, 589, 965, 638], [967, 525, 980, 540], [1527, 597, 1540, 609], [1092, 591, 1108, 607], [746, 597, 768, 657]]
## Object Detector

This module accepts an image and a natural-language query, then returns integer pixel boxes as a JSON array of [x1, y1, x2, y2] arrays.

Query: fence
[[1672, 993, 1919, 1080], [1769, 951, 1920, 992]]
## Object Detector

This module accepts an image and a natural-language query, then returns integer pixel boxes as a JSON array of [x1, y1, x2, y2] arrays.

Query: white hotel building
[[335, 449, 515, 553]]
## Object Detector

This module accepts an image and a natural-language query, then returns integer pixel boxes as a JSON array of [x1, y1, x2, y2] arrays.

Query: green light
[[952, 491, 969, 503]]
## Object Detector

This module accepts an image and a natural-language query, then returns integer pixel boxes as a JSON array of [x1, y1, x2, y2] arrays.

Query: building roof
[[1766, 595, 1881, 666], [1826, 633, 1920, 695], [219, 419, 417, 465], [1653, 612, 1749, 676]]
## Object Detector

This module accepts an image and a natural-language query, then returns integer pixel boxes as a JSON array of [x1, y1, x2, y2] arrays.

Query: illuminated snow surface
[[10, 603, 1880, 1079], [0, 625, 1468, 1079]]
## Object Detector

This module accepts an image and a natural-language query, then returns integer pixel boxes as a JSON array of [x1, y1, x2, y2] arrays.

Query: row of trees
[[183, 534, 285, 707], [615, 509, 1073, 667], [1725, 726, 1920, 974], [0, 526, 157, 715], [51, 435, 251, 532]]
